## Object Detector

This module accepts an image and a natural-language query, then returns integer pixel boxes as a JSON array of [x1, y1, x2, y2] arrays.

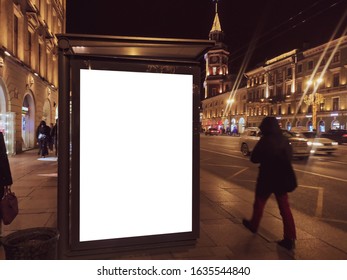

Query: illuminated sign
[[79, 69, 194, 242]]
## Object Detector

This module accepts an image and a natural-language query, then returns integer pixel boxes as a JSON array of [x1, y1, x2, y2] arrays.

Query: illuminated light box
[[79, 69, 193, 241], [57, 34, 213, 258]]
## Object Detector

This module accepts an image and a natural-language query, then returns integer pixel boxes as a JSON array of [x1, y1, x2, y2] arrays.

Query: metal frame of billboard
[[57, 34, 214, 259]]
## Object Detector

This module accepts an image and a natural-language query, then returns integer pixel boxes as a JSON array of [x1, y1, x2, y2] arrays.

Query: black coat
[[37, 124, 51, 140], [251, 133, 297, 195], [0, 132, 13, 198]]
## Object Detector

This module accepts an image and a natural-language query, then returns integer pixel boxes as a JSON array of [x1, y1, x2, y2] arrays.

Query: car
[[320, 129, 347, 145], [239, 127, 261, 156], [205, 128, 219, 136], [299, 131, 338, 154], [239, 127, 310, 159]]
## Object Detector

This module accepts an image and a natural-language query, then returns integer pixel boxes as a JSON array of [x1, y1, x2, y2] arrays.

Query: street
[[200, 134, 347, 233]]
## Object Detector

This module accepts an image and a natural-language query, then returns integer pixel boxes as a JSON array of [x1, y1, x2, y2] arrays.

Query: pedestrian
[[232, 126, 238, 136], [36, 120, 50, 157], [242, 116, 297, 250], [0, 132, 13, 233]]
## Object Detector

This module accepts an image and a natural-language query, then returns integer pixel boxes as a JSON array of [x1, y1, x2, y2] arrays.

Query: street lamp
[[304, 78, 324, 131]]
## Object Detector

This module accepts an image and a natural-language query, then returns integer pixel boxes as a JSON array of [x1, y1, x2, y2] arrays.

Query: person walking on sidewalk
[[36, 120, 50, 158], [0, 132, 13, 235], [242, 116, 297, 250]]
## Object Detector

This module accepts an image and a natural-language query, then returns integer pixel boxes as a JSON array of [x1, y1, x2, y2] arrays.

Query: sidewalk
[[1, 149, 347, 260]]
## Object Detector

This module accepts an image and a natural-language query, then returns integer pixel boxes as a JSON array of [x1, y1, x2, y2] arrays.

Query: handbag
[[38, 133, 46, 140], [0, 185, 19, 225]]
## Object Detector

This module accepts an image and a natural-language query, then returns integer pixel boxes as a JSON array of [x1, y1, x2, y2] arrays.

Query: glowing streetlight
[[227, 98, 234, 105], [304, 78, 324, 130]]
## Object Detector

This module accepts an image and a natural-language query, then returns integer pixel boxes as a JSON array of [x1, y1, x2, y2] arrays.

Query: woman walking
[[36, 120, 50, 158], [242, 116, 297, 250]]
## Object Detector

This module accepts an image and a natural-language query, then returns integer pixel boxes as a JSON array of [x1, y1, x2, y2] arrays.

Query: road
[[200, 134, 347, 232]]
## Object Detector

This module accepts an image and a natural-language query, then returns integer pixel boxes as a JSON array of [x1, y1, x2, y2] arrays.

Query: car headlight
[[307, 141, 323, 146], [332, 142, 338, 146]]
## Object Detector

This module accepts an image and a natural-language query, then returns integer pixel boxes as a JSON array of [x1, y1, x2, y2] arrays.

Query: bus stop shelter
[[57, 34, 214, 259]]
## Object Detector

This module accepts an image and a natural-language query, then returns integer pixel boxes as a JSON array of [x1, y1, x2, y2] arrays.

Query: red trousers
[[250, 193, 296, 240]]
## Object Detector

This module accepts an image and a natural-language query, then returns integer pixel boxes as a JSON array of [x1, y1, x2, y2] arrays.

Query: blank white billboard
[[79, 69, 193, 242]]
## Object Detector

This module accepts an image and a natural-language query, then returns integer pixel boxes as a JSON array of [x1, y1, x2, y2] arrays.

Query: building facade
[[201, 87, 247, 134], [245, 35, 347, 132], [201, 3, 347, 135], [0, 0, 65, 154]]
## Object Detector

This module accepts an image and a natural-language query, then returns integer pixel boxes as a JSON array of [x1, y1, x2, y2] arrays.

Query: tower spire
[[210, 0, 222, 33]]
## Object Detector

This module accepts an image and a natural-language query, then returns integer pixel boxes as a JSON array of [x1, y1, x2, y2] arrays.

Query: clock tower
[[204, 1, 230, 99]]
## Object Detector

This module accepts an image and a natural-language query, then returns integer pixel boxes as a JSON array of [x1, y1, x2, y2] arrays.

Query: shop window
[[319, 120, 325, 133], [287, 122, 292, 131], [332, 119, 340, 129], [308, 121, 313, 132]]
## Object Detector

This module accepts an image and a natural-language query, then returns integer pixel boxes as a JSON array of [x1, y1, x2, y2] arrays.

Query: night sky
[[66, 0, 347, 72]]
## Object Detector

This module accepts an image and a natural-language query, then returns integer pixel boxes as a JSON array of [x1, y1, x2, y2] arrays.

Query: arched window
[[318, 120, 325, 133]]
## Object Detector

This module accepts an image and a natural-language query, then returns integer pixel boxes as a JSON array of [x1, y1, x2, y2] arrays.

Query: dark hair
[[259, 116, 281, 136], [40, 120, 46, 126]]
